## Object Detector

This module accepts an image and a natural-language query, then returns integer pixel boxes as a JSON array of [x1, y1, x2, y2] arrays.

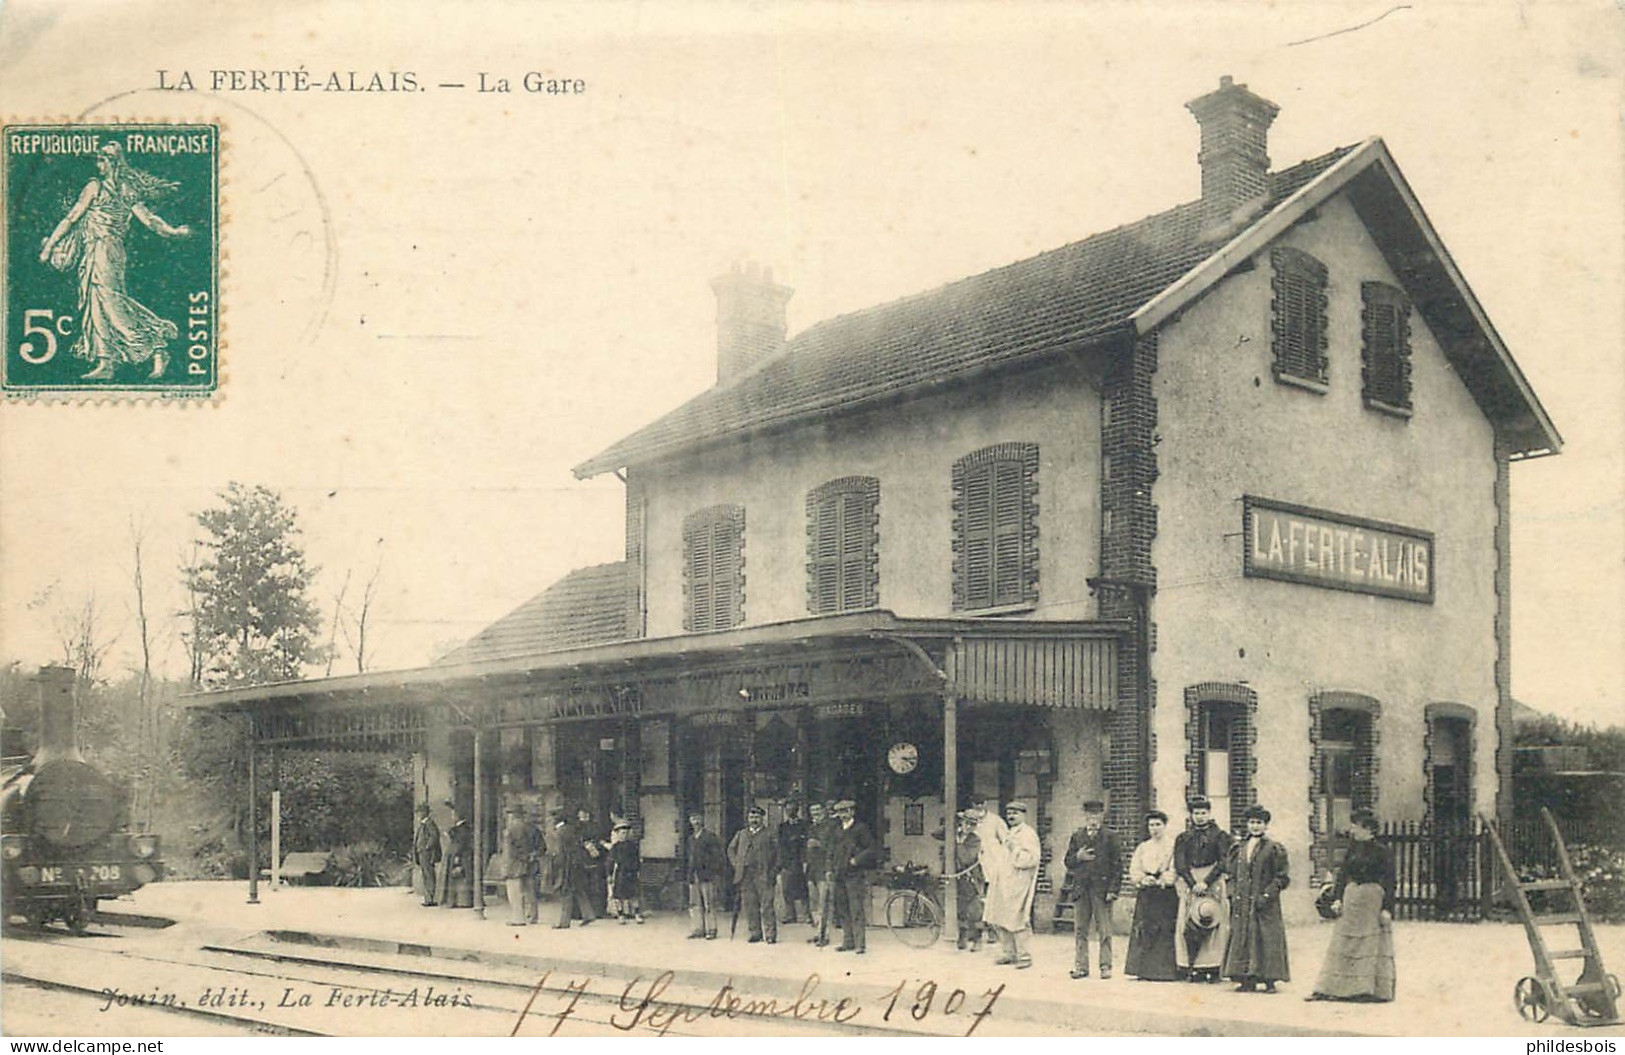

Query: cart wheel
[[1608, 974, 1621, 1000], [24, 903, 48, 931], [1515, 977, 1550, 1023]]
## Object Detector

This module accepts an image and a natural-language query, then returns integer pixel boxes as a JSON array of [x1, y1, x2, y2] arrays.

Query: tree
[[183, 483, 325, 688]]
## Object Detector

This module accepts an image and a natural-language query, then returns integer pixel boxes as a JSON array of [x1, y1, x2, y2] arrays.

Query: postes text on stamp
[[4, 123, 218, 396]]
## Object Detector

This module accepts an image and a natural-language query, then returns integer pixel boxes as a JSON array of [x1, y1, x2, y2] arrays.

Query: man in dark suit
[[729, 805, 780, 943], [831, 799, 878, 954], [1063, 799, 1123, 979], [551, 810, 598, 928], [413, 803, 442, 906], [684, 812, 726, 940]]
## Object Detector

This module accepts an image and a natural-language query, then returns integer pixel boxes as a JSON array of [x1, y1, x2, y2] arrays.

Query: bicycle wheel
[[885, 889, 942, 948]]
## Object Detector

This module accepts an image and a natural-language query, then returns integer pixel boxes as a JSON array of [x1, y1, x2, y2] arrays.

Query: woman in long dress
[[1124, 810, 1181, 981], [38, 143, 191, 380], [1309, 810, 1396, 1002]]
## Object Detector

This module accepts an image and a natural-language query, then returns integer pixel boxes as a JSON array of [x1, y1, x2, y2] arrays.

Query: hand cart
[[1482, 807, 1620, 1026]]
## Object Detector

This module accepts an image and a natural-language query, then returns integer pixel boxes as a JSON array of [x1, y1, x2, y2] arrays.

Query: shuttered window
[[682, 504, 745, 632], [806, 477, 880, 615], [952, 443, 1039, 611], [1270, 247, 1329, 387], [1361, 281, 1413, 413]]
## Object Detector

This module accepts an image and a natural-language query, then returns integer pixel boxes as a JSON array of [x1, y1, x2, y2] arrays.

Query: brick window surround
[[806, 476, 880, 614], [951, 442, 1040, 611], [1307, 692, 1382, 881], [682, 504, 745, 632], [1270, 246, 1330, 389], [1183, 682, 1258, 832], [1361, 280, 1413, 414]]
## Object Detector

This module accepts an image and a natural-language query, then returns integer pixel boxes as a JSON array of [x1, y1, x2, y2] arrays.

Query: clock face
[[887, 742, 919, 775]]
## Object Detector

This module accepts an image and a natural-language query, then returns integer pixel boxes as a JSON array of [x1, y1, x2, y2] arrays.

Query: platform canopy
[[186, 610, 1125, 745]]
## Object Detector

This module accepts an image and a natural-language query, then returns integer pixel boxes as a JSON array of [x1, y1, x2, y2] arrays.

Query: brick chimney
[[711, 262, 793, 384], [1186, 76, 1280, 224], [33, 665, 82, 765]]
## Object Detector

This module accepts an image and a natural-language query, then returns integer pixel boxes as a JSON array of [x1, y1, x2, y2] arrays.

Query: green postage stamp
[[4, 123, 218, 396]]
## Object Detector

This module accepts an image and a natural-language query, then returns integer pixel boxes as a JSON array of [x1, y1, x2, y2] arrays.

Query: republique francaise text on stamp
[[4, 123, 217, 396]]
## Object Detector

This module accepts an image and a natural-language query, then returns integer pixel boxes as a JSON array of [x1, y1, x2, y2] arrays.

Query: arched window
[[952, 443, 1039, 611], [806, 477, 880, 614], [682, 504, 745, 631]]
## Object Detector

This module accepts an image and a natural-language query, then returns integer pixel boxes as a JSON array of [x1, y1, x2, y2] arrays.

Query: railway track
[[3, 926, 1015, 1037]]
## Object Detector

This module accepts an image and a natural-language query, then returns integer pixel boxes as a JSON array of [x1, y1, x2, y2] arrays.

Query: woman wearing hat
[[1174, 796, 1233, 982], [1308, 809, 1396, 1001], [607, 819, 645, 924], [1124, 810, 1181, 981], [1222, 805, 1291, 993]]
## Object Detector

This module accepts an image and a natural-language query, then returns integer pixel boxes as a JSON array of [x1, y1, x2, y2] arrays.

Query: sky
[[0, 0, 1620, 726]]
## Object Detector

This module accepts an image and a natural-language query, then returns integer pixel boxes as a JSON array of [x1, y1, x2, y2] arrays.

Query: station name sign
[[1243, 496, 1434, 604]]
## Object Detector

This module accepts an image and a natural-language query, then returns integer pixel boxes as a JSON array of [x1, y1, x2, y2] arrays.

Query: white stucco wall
[[639, 359, 1105, 635], [1149, 194, 1502, 904]]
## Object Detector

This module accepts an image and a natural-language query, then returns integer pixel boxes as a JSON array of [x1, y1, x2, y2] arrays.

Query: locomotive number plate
[[36, 864, 121, 885]]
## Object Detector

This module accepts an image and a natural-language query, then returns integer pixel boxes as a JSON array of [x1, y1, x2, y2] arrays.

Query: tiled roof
[[435, 561, 631, 665], [576, 147, 1355, 477]]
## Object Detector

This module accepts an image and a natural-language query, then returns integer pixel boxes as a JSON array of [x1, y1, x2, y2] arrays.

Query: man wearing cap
[[1063, 799, 1122, 979], [952, 809, 986, 952], [984, 801, 1042, 969], [803, 801, 835, 946], [1222, 805, 1291, 993], [551, 809, 598, 929], [498, 805, 535, 925], [684, 812, 726, 939], [607, 819, 645, 924], [1174, 796, 1233, 982], [729, 805, 781, 943], [413, 803, 442, 907], [830, 799, 878, 953]]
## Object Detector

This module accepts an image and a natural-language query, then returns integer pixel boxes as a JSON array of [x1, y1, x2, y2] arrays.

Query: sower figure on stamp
[[413, 803, 442, 907], [803, 801, 834, 946], [685, 812, 726, 940], [984, 801, 1042, 969], [1223, 805, 1290, 993], [38, 142, 191, 380], [830, 799, 878, 954], [729, 804, 780, 943], [1064, 799, 1122, 979], [1174, 796, 1232, 982]]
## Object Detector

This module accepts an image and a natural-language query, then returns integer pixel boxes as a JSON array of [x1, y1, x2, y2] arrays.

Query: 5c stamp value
[[4, 123, 218, 396]]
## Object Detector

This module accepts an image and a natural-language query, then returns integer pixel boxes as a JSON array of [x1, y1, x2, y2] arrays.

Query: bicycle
[[882, 862, 942, 948]]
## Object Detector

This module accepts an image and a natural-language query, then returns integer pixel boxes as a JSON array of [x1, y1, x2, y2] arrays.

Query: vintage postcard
[[1, 0, 1621, 1044]]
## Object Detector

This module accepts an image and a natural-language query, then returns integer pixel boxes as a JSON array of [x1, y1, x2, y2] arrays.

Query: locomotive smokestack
[[34, 665, 83, 766]]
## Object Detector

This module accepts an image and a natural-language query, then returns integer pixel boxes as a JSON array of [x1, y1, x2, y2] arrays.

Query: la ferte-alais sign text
[[1243, 496, 1434, 604]]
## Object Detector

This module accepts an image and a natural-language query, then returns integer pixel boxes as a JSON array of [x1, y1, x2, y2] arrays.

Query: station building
[[194, 78, 1559, 924]]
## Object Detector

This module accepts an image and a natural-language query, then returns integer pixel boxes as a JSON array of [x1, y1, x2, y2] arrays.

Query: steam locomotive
[[1, 666, 164, 932]]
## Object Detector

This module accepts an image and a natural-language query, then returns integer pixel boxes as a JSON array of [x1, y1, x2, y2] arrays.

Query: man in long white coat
[[982, 801, 1042, 969]]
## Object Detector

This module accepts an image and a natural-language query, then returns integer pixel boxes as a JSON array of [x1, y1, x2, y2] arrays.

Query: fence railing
[[1373, 815, 1609, 922]]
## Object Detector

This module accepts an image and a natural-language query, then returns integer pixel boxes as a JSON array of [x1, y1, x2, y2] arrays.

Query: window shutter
[[1361, 281, 1412, 411], [838, 492, 868, 611], [953, 444, 1038, 611], [1271, 247, 1329, 386], [684, 505, 744, 631], [806, 477, 879, 615], [962, 462, 995, 609]]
